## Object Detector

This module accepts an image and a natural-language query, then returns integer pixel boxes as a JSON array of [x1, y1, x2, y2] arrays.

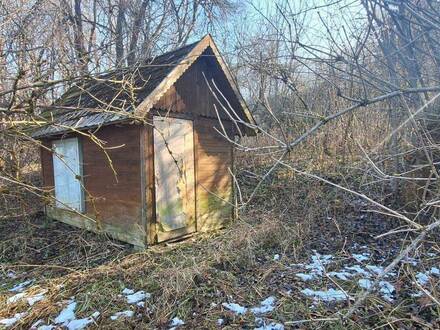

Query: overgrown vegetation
[[1, 159, 439, 328], [2, 0, 440, 328]]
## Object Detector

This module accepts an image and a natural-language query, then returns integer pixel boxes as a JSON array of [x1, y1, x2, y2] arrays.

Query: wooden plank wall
[[40, 46, 242, 244], [40, 124, 145, 246], [154, 47, 244, 122], [194, 118, 233, 231], [154, 50, 238, 232], [40, 140, 55, 190]]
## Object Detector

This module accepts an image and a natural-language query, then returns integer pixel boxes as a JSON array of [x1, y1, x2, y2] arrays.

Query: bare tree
[[2, 0, 440, 325], [207, 0, 440, 320]]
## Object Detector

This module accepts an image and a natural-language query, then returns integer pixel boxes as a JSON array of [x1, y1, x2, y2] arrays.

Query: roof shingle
[[33, 41, 199, 138]]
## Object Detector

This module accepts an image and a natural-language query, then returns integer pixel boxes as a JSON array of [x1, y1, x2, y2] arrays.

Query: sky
[[207, 0, 368, 56], [195, 0, 369, 100]]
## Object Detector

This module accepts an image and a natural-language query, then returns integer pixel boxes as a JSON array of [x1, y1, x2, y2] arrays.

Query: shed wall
[[40, 124, 145, 246], [39, 47, 241, 245], [194, 118, 234, 231], [154, 48, 244, 122], [154, 52, 237, 232]]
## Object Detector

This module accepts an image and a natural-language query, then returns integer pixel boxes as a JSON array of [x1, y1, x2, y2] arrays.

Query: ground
[[0, 172, 439, 329]]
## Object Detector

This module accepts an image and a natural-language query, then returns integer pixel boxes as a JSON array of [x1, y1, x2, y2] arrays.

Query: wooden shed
[[33, 35, 255, 247]]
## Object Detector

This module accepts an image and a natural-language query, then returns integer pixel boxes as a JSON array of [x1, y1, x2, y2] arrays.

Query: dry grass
[[1, 141, 439, 329], [0, 167, 321, 328]]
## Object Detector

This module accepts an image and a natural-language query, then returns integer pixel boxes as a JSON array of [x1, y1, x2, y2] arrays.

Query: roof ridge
[[32, 34, 256, 138], [60, 38, 203, 85], [140, 39, 202, 66]]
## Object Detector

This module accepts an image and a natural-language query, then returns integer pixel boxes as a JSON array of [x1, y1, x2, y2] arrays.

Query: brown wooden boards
[[153, 48, 244, 121], [36, 35, 253, 247], [194, 118, 233, 231], [153, 116, 196, 241], [81, 125, 142, 231], [41, 125, 146, 247]]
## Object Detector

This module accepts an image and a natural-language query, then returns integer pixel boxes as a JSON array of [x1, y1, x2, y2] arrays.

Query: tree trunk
[[73, 0, 88, 73], [115, 0, 126, 66], [127, 0, 149, 66]]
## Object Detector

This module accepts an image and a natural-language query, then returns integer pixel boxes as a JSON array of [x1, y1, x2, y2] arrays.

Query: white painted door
[[153, 116, 195, 240], [52, 137, 83, 212]]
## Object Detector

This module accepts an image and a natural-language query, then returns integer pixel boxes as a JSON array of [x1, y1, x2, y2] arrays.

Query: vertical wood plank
[[153, 116, 196, 241], [193, 118, 199, 232], [195, 118, 234, 231], [146, 115, 157, 244], [140, 125, 148, 246]]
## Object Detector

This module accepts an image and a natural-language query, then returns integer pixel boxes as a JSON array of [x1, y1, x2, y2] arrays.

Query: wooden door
[[52, 137, 84, 212], [153, 116, 196, 241]]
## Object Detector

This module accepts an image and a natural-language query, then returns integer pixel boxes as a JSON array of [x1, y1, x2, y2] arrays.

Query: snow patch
[[430, 267, 440, 276], [365, 265, 383, 275], [301, 288, 348, 302], [222, 302, 248, 315], [0, 312, 26, 328], [305, 252, 333, 275], [291, 246, 439, 304], [250, 297, 276, 314], [122, 288, 134, 295], [410, 291, 423, 298], [415, 267, 440, 286], [64, 312, 100, 330], [402, 257, 418, 266], [110, 310, 134, 320], [358, 279, 394, 301], [379, 281, 395, 301], [30, 320, 54, 330], [126, 291, 149, 304], [293, 252, 334, 281], [358, 278, 372, 289], [9, 280, 33, 292], [295, 273, 316, 281], [27, 291, 46, 306], [169, 316, 185, 329], [30, 319, 44, 329], [7, 292, 26, 304], [352, 253, 369, 263], [328, 271, 353, 281], [122, 288, 151, 304], [55, 300, 77, 324], [416, 272, 430, 285], [223, 296, 277, 316], [6, 271, 17, 279], [344, 265, 371, 277], [53, 299, 99, 330], [7, 290, 46, 306]]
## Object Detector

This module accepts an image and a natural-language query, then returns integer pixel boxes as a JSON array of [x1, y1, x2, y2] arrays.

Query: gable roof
[[32, 35, 255, 138]]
